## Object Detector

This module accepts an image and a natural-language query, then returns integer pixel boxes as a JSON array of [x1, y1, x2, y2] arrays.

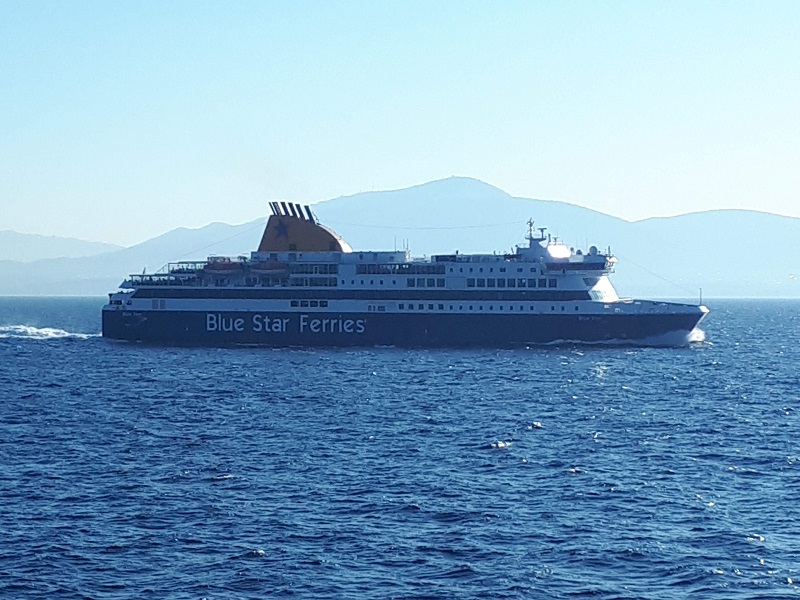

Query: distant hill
[[0, 230, 122, 262], [0, 220, 266, 295], [1, 177, 798, 297]]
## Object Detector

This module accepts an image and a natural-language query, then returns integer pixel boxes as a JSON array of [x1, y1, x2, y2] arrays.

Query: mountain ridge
[[0, 230, 122, 263], [1, 177, 798, 297]]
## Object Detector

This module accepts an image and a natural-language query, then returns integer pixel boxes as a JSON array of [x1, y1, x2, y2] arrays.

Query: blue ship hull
[[102, 307, 706, 347]]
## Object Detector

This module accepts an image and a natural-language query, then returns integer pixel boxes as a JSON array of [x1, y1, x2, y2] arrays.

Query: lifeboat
[[250, 261, 289, 275], [204, 257, 246, 273]]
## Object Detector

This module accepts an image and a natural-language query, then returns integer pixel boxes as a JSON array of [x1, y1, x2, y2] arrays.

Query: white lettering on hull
[[205, 313, 366, 335], [299, 314, 366, 334], [251, 314, 290, 333], [205, 313, 245, 332]]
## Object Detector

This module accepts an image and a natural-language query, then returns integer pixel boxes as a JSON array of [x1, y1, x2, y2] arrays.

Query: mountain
[[0, 221, 266, 296], [1, 177, 798, 297], [313, 178, 799, 298], [313, 177, 625, 256], [0, 230, 122, 262]]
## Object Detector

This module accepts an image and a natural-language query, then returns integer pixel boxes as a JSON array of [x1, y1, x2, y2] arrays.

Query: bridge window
[[437, 278, 445, 287], [549, 278, 557, 288], [477, 278, 486, 288], [467, 278, 475, 288], [407, 279, 415, 287], [487, 278, 495, 287], [539, 278, 546, 287]]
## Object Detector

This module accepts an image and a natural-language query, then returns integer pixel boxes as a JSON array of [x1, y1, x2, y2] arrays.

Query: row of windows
[[451, 266, 536, 274], [132, 288, 590, 300], [353, 263, 544, 276], [406, 278, 446, 288], [286, 300, 579, 312], [398, 303, 581, 312], [289, 264, 338, 275], [289, 277, 338, 287], [289, 300, 330, 308], [466, 278, 556, 289], [356, 264, 446, 275]]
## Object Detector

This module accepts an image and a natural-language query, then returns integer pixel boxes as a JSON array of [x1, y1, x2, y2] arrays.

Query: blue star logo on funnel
[[275, 220, 289, 238]]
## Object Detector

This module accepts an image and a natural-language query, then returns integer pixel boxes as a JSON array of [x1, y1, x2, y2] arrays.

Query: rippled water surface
[[1, 297, 799, 598]]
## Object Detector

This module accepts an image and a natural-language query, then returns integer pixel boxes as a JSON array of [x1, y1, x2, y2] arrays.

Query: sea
[[0, 297, 798, 599]]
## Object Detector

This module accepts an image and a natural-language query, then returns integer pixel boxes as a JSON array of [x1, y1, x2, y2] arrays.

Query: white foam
[[688, 328, 706, 343], [0, 325, 98, 340], [521, 329, 699, 348]]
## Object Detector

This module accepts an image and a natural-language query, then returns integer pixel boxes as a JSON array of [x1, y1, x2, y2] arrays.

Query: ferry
[[102, 202, 708, 346]]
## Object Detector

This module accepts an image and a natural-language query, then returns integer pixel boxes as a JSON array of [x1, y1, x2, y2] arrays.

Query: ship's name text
[[205, 313, 366, 335]]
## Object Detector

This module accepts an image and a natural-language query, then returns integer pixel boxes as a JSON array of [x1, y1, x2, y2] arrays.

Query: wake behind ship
[[102, 203, 708, 346]]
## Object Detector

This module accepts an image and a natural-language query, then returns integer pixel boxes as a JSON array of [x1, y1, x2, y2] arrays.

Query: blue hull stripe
[[130, 288, 590, 301], [102, 309, 704, 347]]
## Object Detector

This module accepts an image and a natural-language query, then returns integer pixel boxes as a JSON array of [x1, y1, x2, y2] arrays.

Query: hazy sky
[[2, 1, 798, 245]]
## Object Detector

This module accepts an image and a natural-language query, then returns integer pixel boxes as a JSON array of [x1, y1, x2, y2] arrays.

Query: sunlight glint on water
[[0, 297, 798, 599]]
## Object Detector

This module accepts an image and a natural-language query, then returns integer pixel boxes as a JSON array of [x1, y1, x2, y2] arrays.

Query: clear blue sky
[[2, 1, 798, 245]]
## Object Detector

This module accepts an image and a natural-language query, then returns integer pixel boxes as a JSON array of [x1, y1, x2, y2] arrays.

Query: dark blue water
[[1, 297, 798, 598]]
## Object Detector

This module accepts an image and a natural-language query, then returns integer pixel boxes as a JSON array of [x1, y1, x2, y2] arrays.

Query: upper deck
[[120, 204, 619, 302]]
